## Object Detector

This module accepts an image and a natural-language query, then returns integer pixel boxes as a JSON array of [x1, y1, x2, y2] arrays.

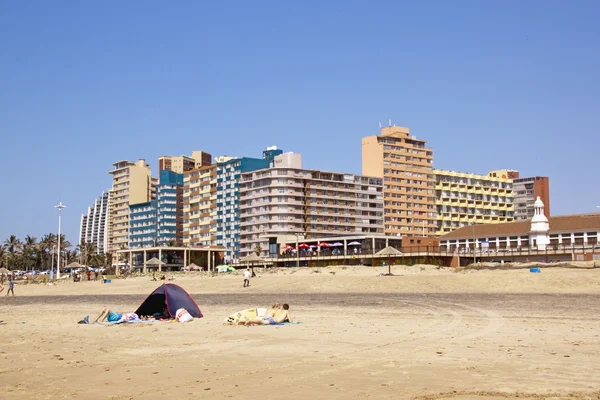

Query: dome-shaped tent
[[135, 283, 203, 319]]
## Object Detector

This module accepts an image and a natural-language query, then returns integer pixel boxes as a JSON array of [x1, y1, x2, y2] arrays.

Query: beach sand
[[1, 265, 599, 399]]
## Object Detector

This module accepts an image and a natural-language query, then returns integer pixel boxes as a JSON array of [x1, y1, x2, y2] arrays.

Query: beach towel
[[260, 321, 302, 327], [77, 315, 157, 325], [93, 320, 157, 325]]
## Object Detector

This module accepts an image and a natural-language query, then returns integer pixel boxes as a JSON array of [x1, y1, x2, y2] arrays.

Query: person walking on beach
[[6, 279, 15, 296], [243, 268, 251, 288]]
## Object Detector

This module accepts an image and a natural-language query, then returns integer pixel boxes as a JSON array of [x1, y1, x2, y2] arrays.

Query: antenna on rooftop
[[379, 121, 382, 129], [388, 119, 392, 127]]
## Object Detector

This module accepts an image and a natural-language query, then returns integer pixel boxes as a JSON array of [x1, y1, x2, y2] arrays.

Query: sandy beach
[[1, 265, 600, 399]]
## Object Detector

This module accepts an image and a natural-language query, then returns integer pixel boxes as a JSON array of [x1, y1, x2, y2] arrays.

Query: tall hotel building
[[513, 176, 550, 220], [362, 126, 436, 237], [215, 147, 282, 263], [128, 170, 184, 248], [107, 159, 155, 253], [240, 153, 384, 258], [79, 191, 110, 254], [434, 169, 515, 235], [182, 162, 218, 247]]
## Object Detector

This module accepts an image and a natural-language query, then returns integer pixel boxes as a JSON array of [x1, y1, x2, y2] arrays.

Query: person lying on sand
[[94, 307, 140, 323], [236, 303, 281, 325], [244, 304, 292, 326]]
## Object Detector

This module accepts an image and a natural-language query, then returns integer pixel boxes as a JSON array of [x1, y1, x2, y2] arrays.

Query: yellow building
[[182, 164, 218, 246], [158, 151, 212, 174], [434, 169, 515, 235], [362, 126, 436, 237], [107, 159, 155, 253]]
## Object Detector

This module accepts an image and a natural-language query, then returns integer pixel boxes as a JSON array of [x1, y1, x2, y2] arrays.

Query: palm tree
[[0, 247, 5, 268], [3, 235, 22, 268], [39, 234, 56, 270], [3, 235, 22, 255], [80, 242, 97, 265], [254, 244, 262, 256], [64, 250, 79, 265], [22, 235, 38, 271]]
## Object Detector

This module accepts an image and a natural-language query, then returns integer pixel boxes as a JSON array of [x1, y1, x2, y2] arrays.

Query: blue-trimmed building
[[129, 200, 157, 248], [216, 147, 283, 263], [129, 170, 183, 248]]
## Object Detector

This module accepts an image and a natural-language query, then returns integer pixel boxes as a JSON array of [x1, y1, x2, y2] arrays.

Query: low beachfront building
[[439, 197, 600, 260]]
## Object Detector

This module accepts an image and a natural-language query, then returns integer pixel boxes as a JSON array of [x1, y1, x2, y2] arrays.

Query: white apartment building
[[239, 153, 384, 258], [79, 191, 110, 254]]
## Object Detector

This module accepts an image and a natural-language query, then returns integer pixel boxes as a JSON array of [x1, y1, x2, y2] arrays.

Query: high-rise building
[[128, 170, 184, 249], [434, 170, 515, 235], [513, 176, 550, 220], [79, 191, 110, 254], [158, 151, 212, 174], [215, 148, 282, 263], [156, 170, 184, 244], [182, 163, 218, 247], [108, 159, 155, 253], [240, 153, 384, 258], [129, 200, 157, 248], [362, 125, 436, 237]]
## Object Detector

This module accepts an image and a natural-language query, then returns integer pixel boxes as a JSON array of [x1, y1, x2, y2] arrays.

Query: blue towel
[[79, 316, 158, 325], [262, 321, 302, 326]]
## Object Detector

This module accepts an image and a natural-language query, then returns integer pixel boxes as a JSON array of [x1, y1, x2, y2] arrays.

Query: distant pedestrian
[[6, 279, 15, 296], [243, 268, 251, 288]]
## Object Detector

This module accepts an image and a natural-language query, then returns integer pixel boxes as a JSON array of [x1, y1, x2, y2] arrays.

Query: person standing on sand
[[6, 279, 15, 296], [243, 268, 251, 288]]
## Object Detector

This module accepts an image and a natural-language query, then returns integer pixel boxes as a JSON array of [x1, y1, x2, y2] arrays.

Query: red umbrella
[[283, 245, 294, 250], [318, 242, 330, 247], [298, 243, 310, 249]]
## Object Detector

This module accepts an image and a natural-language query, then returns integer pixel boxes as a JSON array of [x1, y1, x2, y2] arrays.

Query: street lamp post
[[55, 202, 66, 280]]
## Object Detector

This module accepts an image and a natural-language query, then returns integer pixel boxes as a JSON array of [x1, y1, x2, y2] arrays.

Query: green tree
[[80, 242, 97, 265], [22, 235, 39, 271], [3, 235, 22, 269], [3, 235, 22, 255], [39, 234, 57, 270]]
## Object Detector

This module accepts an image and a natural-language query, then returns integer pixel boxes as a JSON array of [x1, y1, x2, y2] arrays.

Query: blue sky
[[1, 1, 598, 245]]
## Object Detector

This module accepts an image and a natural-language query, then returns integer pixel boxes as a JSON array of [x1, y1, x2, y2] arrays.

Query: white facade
[[239, 155, 384, 258], [529, 197, 550, 250], [79, 191, 110, 254]]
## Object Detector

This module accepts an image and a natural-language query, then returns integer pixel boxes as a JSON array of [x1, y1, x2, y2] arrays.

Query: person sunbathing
[[244, 304, 292, 326], [94, 307, 139, 323], [235, 303, 280, 326]]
